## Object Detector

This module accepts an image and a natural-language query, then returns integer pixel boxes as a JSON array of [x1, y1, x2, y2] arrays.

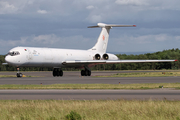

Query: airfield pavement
[[0, 71, 179, 100], [0, 71, 180, 84], [0, 89, 180, 100]]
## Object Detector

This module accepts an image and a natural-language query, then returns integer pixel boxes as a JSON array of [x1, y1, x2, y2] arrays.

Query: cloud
[[118, 34, 180, 44], [0, 0, 180, 54], [20, 34, 61, 46], [108, 34, 180, 52], [115, 0, 148, 6], [37, 9, 48, 14], [87, 15, 102, 23], [0, 34, 60, 50], [0, 34, 92, 52], [154, 34, 169, 41], [0, 1, 18, 14], [86, 5, 94, 10], [1, 32, 180, 54]]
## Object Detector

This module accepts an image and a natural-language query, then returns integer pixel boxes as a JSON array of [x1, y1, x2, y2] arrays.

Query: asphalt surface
[[0, 70, 178, 77], [0, 71, 180, 85], [0, 71, 180, 100], [0, 89, 179, 100]]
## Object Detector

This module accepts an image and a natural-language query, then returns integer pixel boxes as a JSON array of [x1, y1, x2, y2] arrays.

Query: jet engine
[[103, 53, 109, 60], [94, 54, 101, 60]]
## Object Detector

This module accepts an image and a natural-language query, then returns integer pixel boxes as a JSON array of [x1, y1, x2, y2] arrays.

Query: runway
[[0, 71, 180, 85], [0, 89, 179, 100], [0, 71, 180, 100]]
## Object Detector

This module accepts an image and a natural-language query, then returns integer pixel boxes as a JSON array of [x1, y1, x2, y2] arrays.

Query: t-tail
[[88, 23, 136, 53]]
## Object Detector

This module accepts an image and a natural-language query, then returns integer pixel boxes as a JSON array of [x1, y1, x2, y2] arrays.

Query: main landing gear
[[53, 68, 63, 77], [81, 67, 91, 76], [16, 67, 23, 77]]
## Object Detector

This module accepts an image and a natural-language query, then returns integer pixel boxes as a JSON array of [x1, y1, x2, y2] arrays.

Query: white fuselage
[[5, 47, 118, 68]]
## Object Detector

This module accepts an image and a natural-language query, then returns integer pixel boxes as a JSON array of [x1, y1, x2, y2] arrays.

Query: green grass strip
[[0, 75, 17, 78], [0, 83, 180, 89], [0, 100, 180, 120]]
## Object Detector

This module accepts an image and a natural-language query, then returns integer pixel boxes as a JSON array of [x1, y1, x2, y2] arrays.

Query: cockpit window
[[8, 51, 20, 56]]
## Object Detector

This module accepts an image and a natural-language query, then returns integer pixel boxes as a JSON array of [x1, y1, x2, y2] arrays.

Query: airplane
[[3, 23, 177, 77]]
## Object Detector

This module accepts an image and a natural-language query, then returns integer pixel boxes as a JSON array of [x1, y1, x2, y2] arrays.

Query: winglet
[[175, 59, 178, 61]]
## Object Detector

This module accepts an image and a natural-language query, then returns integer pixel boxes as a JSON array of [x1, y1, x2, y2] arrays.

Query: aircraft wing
[[62, 59, 177, 66], [105, 59, 177, 63]]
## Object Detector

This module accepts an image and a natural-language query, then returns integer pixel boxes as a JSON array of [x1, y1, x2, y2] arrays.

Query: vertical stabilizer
[[88, 23, 136, 53]]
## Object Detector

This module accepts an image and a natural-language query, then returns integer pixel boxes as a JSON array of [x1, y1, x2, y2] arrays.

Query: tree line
[[0, 48, 179, 71]]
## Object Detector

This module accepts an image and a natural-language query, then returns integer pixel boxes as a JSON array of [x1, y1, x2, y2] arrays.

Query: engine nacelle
[[103, 53, 119, 60], [103, 54, 109, 60], [94, 54, 101, 60], [94, 53, 118, 60], [108, 53, 119, 60]]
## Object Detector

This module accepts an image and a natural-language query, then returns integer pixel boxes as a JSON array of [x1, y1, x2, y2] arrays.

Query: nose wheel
[[53, 68, 63, 77], [16, 67, 23, 77], [17, 73, 23, 77]]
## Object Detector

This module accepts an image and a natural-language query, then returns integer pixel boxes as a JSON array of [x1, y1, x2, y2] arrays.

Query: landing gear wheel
[[53, 68, 63, 77], [17, 73, 23, 77], [53, 69, 57, 77], [87, 70, 91, 76], [16, 67, 23, 78], [85, 70, 88, 76], [81, 70, 85, 76], [57, 69, 60, 76], [81, 69, 91, 76], [59, 70, 63, 77]]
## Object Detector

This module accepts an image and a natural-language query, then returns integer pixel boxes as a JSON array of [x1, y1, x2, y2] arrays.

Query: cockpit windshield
[[7, 51, 20, 56]]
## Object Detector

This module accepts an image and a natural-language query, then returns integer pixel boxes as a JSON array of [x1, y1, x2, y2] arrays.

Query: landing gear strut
[[81, 67, 91, 76], [16, 67, 23, 77], [53, 68, 63, 77]]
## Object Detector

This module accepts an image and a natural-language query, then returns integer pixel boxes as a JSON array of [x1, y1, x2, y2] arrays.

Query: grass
[[0, 75, 16, 78], [0, 100, 179, 120], [0, 83, 180, 89], [96, 71, 180, 77]]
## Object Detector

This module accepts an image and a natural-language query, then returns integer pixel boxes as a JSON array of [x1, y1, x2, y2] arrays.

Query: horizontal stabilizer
[[88, 23, 136, 28]]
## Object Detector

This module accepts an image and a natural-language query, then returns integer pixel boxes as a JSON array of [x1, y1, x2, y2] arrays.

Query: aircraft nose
[[5, 56, 11, 63]]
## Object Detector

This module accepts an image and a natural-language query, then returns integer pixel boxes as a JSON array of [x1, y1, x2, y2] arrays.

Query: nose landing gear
[[16, 67, 23, 77], [53, 68, 63, 77]]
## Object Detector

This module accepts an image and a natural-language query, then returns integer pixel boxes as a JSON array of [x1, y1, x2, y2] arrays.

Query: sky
[[0, 0, 180, 55]]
